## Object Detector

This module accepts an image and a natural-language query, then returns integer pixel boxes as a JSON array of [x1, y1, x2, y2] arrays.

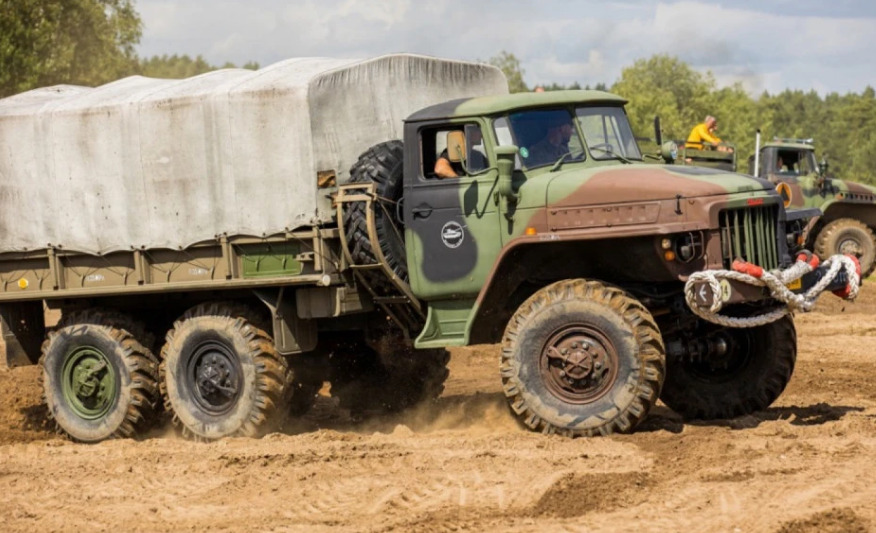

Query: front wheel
[[659, 315, 796, 420], [500, 279, 665, 437]]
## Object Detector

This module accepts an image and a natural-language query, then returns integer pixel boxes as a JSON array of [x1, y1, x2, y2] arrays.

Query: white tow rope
[[684, 253, 861, 328]]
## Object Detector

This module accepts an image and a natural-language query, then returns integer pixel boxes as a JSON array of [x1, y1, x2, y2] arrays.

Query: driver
[[527, 117, 573, 166]]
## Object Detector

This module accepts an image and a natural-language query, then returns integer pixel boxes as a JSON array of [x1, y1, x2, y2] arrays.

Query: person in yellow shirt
[[686, 115, 732, 152]]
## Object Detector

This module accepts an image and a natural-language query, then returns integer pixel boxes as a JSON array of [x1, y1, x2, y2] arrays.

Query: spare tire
[[344, 140, 407, 283]]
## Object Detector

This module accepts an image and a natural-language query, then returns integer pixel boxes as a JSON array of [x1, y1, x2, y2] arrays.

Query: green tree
[[139, 54, 214, 79], [828, 86, 876, 183], [710, 82, 760, 167], [611, 55, 715, 143], [137, 54, 258, 79], [540, 81, 585, 91], [0, 0, 141, 97], [487, 51, 528, 93], [491, 50, 876, 185]]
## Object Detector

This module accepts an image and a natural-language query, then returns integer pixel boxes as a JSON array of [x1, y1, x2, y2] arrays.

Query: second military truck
[[750, 137, 876, 276], [0, 54, 808, 441]]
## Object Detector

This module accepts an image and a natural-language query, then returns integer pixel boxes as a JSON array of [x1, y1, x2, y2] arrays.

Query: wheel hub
[[838, 237, 863, 257], [188, 341, 242, 415], [62, 347, 116, 419], [541, 327, 618, 404]]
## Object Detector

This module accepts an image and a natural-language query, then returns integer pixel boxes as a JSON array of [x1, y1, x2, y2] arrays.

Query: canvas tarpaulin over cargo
[[0, 54, 507, 254]]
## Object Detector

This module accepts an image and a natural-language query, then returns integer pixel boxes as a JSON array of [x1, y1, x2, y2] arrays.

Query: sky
[[136, 0, 876, 95]]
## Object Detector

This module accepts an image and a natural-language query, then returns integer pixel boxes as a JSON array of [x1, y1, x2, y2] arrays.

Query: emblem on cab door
[[441, 221, 465, 249]]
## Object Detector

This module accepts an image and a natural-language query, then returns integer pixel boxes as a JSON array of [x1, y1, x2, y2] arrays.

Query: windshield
[[576, 106, 642, 160], [493, 105, 641, 169], [497, 109, 583, 169], [776, 148, 818, 176]]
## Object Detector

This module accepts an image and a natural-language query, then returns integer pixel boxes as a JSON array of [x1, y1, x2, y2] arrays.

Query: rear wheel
[[40, 310, 160, 442], [660, 316, 796, 420], [501, 279, 665, 437], [814, 218, 876, 276], [159, 302, 290, 440]]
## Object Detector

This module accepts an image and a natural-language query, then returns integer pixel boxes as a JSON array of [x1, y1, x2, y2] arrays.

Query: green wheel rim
[[61, 346, 118, 419]]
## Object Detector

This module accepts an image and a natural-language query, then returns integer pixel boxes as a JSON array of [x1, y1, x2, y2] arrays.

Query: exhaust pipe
[[754, 129, 761, 178]]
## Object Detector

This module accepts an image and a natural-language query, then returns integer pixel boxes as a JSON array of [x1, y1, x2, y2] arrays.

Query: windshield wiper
[[549, 152, 572, 172], [589, 146, 633, 164]]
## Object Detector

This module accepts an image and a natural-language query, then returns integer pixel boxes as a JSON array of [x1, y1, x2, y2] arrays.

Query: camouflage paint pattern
[[759, 141, 876, 220], [401, 92, 787, 347]]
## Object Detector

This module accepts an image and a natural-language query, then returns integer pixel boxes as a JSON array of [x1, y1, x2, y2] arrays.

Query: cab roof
[[406, 90, 628, 122], [762, 141, 815, 151]]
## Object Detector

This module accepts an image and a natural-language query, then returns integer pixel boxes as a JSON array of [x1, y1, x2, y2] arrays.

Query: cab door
[[404, 122, 503, 301]]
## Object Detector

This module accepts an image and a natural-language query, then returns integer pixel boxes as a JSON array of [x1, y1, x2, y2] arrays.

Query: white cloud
[[135, 0, 876, 94], [337, 0, 410, 27]]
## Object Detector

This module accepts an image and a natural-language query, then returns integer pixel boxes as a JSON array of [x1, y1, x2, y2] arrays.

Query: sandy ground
[[1, 288, 876, 532]]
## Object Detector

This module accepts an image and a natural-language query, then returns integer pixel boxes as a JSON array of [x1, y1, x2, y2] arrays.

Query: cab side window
[[419, 124, 487, 180]]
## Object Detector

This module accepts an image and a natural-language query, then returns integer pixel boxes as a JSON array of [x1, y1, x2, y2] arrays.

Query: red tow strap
[[731, 259, 763, 278], [832, 254, 861, 298]]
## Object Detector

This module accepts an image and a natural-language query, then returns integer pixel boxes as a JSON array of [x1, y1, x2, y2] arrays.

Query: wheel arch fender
[[466, 235, 675, 345], [820, 203, 876, 229]]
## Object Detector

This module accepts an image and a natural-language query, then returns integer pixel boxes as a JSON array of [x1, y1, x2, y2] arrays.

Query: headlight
[[661, 141, 678, 163], [659, 232, 704, 262], [675, 232, 703, 262]]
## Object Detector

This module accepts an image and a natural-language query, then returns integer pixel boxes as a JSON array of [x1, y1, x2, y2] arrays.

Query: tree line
[[2, 3, 872, 185], [490, 52, 876, 185], [0, 0, 257, 98]]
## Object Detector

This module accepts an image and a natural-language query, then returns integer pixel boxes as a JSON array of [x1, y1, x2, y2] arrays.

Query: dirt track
[[1, 289, 876, 532]]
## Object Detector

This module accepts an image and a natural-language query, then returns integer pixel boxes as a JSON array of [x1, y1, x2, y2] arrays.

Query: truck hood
[[545, 164, 775, 206]]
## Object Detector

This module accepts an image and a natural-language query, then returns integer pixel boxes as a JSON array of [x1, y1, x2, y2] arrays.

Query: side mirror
[[818, 157, 829, 175], [660, 141, 678, 163], [495, 145, 519, 201], [446, 131, 466, 163], [654, 116, 663, 146]]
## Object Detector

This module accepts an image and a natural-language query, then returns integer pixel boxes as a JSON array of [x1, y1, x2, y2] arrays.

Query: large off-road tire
[[40, 310, 160, 442], [344, 140, 407, 282], [328, 339, 450, 417], [501, 279, 665, 437], [660, 316, 796, 420], [814, 218, 876, 276], [59, 308, 159, 355], [159, 302, 291, 440]]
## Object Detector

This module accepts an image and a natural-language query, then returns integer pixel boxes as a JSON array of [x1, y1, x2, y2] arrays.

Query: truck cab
[[751, 139, 823, 194], [394, 92, 792, 347], [331, 90, 812, 436]]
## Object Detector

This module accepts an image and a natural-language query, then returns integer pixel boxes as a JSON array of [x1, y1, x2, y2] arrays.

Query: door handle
[[412, 204, 433, 218]]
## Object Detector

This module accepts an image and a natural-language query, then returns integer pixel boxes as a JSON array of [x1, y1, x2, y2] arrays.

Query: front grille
[[719, 205, 780, 270]]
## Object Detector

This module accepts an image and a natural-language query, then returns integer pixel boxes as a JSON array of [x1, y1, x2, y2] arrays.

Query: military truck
[[0, 55, 814, 442], [749, 137, 876, 276]]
